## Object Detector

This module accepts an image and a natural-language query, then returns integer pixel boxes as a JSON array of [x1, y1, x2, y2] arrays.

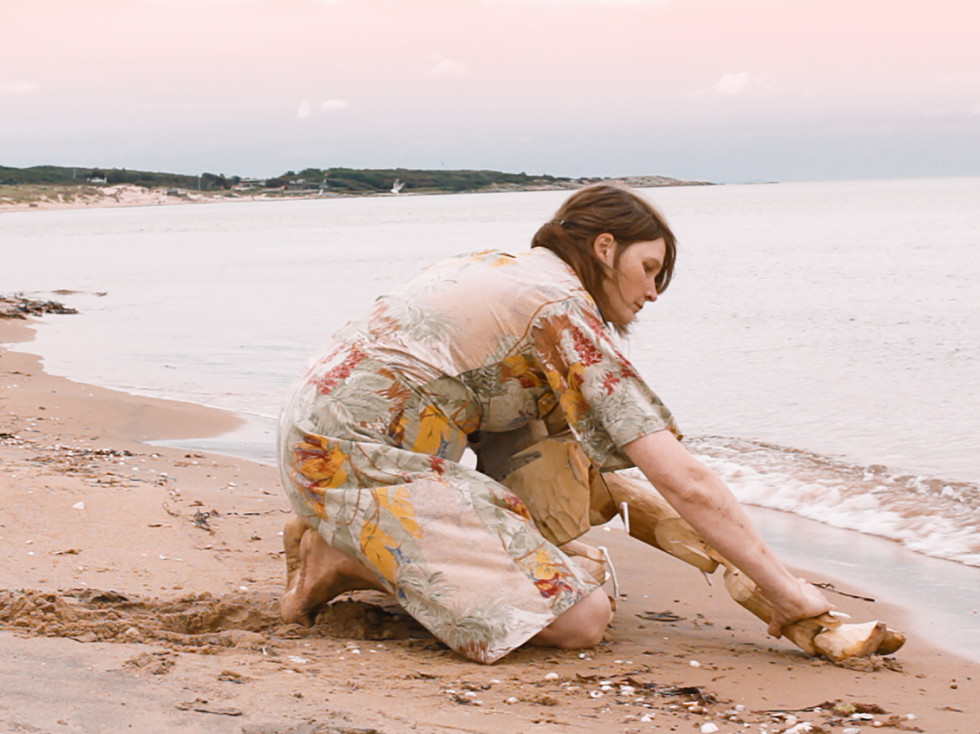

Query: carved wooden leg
[[603, 473, 906, 661]]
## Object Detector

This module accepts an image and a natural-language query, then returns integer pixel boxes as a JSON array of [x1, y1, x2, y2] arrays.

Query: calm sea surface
[[2, 179, 979, 658]]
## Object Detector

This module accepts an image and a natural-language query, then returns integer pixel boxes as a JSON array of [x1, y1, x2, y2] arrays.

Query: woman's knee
[[571, 589, 613, 646], [541, 588, 612, 649]]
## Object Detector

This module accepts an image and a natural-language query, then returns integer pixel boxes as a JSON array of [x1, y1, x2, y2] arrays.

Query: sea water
[[2, 178, 979, 659]]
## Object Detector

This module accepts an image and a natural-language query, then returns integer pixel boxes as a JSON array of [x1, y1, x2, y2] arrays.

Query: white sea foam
[[689, 435, 980, 567]]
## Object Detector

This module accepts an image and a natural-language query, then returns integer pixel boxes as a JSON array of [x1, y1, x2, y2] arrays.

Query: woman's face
[[595, 235, 667, 326]]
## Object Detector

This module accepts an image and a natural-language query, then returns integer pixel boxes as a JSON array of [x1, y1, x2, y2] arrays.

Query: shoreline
[[2, 318, 977, 732], [0, 176, 712, 214]]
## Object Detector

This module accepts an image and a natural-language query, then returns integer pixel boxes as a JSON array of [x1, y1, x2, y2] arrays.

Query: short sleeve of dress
[[531, 300, 681, 470]]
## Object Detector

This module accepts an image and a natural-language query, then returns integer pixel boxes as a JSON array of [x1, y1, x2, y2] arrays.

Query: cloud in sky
[[0, 81, 41, 94], [712, 72, 767, 96], [298, 98, 349, 119]]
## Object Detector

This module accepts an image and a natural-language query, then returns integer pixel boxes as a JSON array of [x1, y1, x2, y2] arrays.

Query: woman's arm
[[622, 429, 833, 636]]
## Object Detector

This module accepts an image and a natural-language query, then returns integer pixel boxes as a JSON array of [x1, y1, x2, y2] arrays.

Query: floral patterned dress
[[278, 248, 678, 663]]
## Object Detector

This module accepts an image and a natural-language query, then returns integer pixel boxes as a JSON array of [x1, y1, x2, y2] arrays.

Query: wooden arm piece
[[603, 473, 906, 662]]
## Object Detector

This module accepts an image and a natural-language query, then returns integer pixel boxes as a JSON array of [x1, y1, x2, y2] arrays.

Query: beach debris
[[161, 502, 219, 534], [217, 670, 250, 684], [813, 582, 876, 602], [757, 699, 903, 731], [175, 699, 243, 717], [638, 610, 683, 622], [783, 723, 815, 734], [0, 295, 78, 319], [193, 510, 216, 532], [72, 501, 85, 510]]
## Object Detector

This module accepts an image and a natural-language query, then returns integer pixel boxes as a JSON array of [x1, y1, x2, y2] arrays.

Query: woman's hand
[[766, 577, 835, 638]]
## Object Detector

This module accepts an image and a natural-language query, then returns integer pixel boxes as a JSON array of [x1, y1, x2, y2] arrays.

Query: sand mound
[[308, 597, 429, 641], [0, 588, 430, 650]]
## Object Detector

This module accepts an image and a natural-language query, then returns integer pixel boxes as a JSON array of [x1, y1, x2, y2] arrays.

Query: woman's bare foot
[[279, 519, 388, 626], [282, 516, 308, 594]]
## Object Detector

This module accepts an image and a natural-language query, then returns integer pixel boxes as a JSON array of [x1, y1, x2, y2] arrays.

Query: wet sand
[[1, 317, 977, 733]]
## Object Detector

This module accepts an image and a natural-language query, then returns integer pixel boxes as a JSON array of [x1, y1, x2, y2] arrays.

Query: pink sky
[[2, 0, 979, 181]]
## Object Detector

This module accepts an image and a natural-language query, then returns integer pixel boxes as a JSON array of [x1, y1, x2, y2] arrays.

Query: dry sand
[[1, 316, 977, 734], [0, 184, 231, 212], [0, 183, 314, 213]]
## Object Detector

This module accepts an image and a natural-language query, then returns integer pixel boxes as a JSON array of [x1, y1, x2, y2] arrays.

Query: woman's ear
[[592, 233, 617, 268]]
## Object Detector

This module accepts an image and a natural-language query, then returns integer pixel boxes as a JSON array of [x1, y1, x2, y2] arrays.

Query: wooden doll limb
[[599, 472, 906, 661], [469, 426, 904, 661]]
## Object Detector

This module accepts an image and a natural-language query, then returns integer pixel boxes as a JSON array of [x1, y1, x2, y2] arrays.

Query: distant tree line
[[285, 167, 570, 194], [0, 165, 238, 191], [1, 164, 581, 195]]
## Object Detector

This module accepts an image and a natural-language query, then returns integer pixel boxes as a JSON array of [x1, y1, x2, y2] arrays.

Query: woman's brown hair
[[531, 184, 677, 330]]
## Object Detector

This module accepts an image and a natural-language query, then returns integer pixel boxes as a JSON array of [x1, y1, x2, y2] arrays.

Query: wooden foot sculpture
[[599, 471, 905, 661], [472, 429, 906, 663]]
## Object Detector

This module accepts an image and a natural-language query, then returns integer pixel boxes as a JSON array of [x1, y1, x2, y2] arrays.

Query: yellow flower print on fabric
[[412, 404, 453, 456], [554, 363, 588, 427], [292, 435, 350, 491], [377, 486, 423, 539], [468, 250, 517, 267], [500, 353, 544, 389], [528, 547, 576, 600], [359, 486, 423, 583], [360, 520, 400, 582]]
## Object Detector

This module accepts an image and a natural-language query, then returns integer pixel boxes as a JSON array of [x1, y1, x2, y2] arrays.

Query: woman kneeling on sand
[[275, 184, 835, 664]]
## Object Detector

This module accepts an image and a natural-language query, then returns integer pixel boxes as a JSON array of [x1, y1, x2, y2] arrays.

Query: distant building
[[234, 178, 265, 191]]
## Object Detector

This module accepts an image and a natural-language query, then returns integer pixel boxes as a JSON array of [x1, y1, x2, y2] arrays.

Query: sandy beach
[[0, 175, 707, 214], [1, 315, 977, 734], [0, 183, 278, 213]]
